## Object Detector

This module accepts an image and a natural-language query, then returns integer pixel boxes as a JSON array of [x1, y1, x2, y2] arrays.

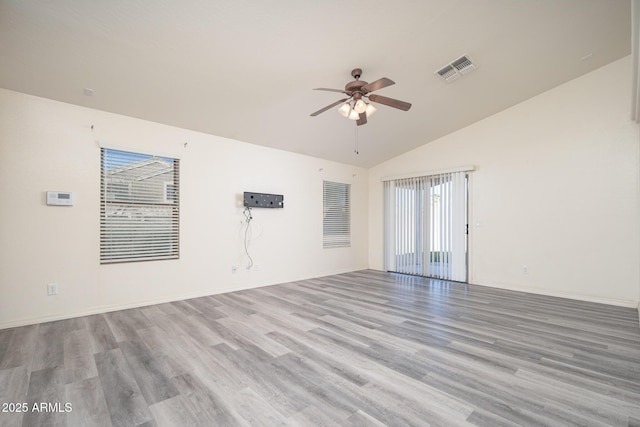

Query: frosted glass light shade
[[365, 103, 377, 117], [348, 109, 360, 120], [354, 99, 367, 114], [338, 103, 351, 118]]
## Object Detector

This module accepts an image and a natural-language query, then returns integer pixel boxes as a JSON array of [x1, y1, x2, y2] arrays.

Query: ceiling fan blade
[[368, 94, 412, 111], [362, 77, 395, 94], [310, 98, 349, 117], [313, 88, 350, 94], [356, 112, 367, 126]]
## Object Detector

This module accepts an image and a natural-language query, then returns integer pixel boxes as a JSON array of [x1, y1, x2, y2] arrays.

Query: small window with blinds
[[100, 148, 179, 263], [323, 180, 351, 248]]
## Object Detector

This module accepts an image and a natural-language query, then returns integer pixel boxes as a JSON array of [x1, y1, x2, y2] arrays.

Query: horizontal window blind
[[100, 148, 179, 263], [323, 180, 351, 248]]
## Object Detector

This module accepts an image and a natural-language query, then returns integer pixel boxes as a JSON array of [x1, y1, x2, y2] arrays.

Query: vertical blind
[[323, 180, 351, 248], [383, 171, 467, 282], [100, 148, 180, 263]]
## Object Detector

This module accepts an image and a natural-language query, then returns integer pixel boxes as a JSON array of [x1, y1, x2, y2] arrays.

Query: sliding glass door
[[384, 171, 468, 282]]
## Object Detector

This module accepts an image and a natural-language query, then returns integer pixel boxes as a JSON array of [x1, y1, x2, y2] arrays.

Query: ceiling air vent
[[435, 55, 477, 83], [436, 65, 460, 83]]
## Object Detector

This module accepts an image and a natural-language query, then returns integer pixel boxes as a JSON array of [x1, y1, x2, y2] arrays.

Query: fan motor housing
[[345, 80, 367, 92]]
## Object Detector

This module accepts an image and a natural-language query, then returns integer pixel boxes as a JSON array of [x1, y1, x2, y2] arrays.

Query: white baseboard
[[369, 268, 640, 309], [0, 283, 260, 330], [0, 266, 367, 330], [2, 267, 634, 330], [469, 281, 639, 308]]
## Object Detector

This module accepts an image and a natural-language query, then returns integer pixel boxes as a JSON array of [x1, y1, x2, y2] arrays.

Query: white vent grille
[[436, 65, 461, 82], [435, 55, 477, 82]]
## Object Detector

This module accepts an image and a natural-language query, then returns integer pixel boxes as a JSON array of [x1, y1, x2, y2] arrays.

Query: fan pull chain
[[354, 123, 359, 155]]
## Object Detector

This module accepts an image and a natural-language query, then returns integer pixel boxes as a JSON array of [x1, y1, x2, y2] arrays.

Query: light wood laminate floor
[[1, 270, 639, 426]]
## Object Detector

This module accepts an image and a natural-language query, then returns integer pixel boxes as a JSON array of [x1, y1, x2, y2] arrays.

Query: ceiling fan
[[310, 68, 412, 126]]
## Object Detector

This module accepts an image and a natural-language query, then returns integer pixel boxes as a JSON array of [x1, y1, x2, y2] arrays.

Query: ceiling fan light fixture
[[338, 102, 351, 118], [311, 68, 411, 126], [354, 99, 367, 114]]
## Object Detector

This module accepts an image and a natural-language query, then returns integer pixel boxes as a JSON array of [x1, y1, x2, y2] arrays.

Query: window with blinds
[[100, 148, 179, 263], [323, 180, 350, 248]]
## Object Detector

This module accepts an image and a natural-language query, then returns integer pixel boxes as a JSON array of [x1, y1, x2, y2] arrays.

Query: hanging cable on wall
[[243, 206, 254, 270]]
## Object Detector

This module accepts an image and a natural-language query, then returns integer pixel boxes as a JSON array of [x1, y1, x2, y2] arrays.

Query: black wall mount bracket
[[243, 192, 284, 208]]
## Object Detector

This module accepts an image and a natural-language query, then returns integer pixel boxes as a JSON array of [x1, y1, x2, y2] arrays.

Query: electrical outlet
[[232, 266, 237, 274], [522, 266, 528, 274], [47, 283, 58, 296]]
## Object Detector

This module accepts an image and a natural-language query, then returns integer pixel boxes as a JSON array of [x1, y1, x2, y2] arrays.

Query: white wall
[[1, 56, 638, 330], [0, 88, 368, 328], [369, 56, 640, 307]]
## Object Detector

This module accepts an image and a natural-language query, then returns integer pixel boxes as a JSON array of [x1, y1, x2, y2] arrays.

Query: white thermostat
[[47, 191, 74, 206]]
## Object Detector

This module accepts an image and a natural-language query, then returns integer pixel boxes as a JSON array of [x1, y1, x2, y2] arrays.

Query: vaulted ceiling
[[0, 0, 631, 167]]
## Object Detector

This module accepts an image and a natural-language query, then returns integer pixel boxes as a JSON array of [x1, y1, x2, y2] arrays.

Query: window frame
[[100, 148, 180, 264], [322, 180, 351, 249]]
